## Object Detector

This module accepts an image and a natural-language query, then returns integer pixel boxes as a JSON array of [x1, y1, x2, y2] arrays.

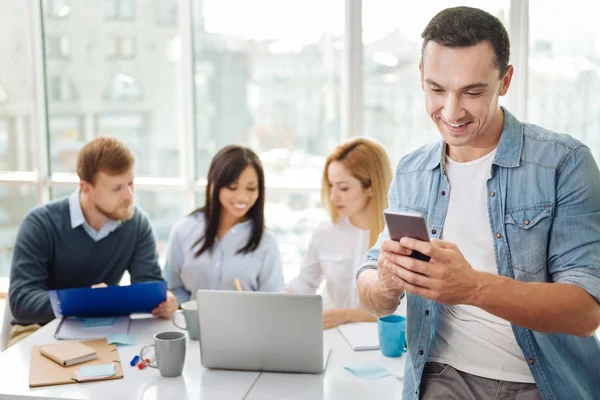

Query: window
[[193, 0, 343, 179], [48, 76, 79, 101], [106, 36, 136, 60], [44, 0, 181, 179], [102, 73, 143, 101], [266, 192, 326, 281], [193, 0, 343, 276], [43, 0, 70, 18], [362, 0, 509, 166], [136, 189, 185, 258], [49, 115, 85, 173], [105, 0, 135, 20], [96, 113, 163, 176], [0, 2, 35, 282], [154, 0, 177, 26], [0, 186, 37, 281], [0, 117, 33, 171], [45, 35, 70, 59], [528, 0, 600, 161]]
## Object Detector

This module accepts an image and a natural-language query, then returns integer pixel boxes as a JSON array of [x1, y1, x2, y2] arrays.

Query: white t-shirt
[[285, 218, 369, 309], [426, 149, 535, 383]]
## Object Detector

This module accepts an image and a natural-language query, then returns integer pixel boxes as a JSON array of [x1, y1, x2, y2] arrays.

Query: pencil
[[234, 278, 243, 292]]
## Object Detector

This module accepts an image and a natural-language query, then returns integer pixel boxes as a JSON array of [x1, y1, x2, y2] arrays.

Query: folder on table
[[338, 322, 380, 351], [29, 339, 123, 387], [49, 281, 167, 318]]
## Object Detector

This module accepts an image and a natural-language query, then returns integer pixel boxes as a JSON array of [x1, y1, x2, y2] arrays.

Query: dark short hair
[[192, 145, 265, 257], [421, 6, 510, 76], [76, 136, 135, 184]]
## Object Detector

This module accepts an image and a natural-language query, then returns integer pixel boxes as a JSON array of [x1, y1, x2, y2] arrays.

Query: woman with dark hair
[[164, 145, 284, 305]]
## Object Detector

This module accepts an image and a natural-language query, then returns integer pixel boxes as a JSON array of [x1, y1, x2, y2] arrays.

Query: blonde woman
[[286, 138, 393, 329]]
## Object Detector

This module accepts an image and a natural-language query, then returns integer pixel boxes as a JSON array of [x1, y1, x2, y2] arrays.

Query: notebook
[[29, 339, 123, 388], [40, 341, 98, 367], [54, 316, 130, 340], [338, 322, 380, 351]]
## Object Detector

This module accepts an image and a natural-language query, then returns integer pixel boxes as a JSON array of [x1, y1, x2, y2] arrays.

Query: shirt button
[[418, 350, 424, 355], [524, 219, 530, 225], [490, 191, 496, 197], [529, 358, 535, 365], [441, 191, 446, 196], [431, 229, 437, 235], [496, 233, 502, 239], [425, 310, 429, 316]]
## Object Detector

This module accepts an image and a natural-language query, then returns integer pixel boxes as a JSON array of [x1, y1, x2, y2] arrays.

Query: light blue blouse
[[163, 212, 284, 305]]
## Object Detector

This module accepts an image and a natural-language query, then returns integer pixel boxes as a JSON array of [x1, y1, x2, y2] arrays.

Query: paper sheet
[[55, 316, 130, 340], [338, 322, 379, 351]]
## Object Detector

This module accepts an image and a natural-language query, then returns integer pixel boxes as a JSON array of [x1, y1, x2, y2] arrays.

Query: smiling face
[[420, 40, 513, 159], [326, 161, 372, 220], [218, 165, 260, 222]]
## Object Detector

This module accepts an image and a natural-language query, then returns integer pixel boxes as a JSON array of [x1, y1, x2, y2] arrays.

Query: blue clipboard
[[49, 281, 167, 317]]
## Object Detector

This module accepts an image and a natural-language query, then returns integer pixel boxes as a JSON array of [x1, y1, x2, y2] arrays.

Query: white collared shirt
[[163, 212, 284, 305], [68, 190, 121, 241], [286, 218, 369, 309]]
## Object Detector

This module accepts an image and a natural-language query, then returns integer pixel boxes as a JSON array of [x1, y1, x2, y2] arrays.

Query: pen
[[234, 278, 242, 292]]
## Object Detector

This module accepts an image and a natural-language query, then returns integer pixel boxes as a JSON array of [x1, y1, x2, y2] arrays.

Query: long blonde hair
[[321, 137, 393, 247]]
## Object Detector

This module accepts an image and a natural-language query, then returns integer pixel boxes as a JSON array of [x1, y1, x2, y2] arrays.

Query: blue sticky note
[[106, 334, 136, 346], [78, 364, 115, 378], [82, 317, 116, 328], [344, 362, 391, 380]]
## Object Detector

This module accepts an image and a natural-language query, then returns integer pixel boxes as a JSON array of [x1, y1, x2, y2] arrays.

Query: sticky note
[[82, 317, 116, 328], [106, 334, 136, 346], [76, 364, 115, 379], [344, 362, 391, 380]]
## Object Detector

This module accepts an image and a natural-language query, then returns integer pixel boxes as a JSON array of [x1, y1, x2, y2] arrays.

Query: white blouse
[[164, 212, 284, 305], [285, 218, 369, 309]]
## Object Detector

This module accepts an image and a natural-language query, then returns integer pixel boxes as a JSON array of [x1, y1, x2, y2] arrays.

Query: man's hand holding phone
[[379, 211, 479, 305], [383, 235, 480, 305], [377, 239, 414, 299]]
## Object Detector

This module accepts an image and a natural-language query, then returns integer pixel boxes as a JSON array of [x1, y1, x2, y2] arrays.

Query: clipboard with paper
[[49, 281, 167, 318]]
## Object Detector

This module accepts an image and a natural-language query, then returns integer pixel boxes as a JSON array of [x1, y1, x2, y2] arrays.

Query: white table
[[0, 316, 260, 400], [247, 328, 405, 400], [0, 318, 406, 400]]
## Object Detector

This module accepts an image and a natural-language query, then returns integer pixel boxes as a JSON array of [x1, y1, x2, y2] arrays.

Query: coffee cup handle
[[140, 345, 158, 369], [172, 310, 187, 330]]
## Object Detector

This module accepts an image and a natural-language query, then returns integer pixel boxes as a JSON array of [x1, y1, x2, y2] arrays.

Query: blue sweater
[[9, 197, 163, 325]]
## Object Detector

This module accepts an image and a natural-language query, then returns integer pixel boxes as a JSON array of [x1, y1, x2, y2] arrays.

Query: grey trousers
[[420, 362, 543, 400]]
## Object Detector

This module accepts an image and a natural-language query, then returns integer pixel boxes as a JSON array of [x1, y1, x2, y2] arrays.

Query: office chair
[[1, 294, 13, 352]]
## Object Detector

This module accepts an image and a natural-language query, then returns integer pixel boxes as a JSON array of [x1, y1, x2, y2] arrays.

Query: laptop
[[196, 290, 330, 374]]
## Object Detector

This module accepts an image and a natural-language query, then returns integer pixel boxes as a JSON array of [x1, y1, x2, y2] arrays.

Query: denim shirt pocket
[[504, 203, 553, 276]]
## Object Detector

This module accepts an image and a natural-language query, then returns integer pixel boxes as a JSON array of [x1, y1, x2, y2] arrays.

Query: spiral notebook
[[338, 322, 379, 351]]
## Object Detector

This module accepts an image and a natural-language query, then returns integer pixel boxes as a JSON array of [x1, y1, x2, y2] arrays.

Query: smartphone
[[384, 211, 431, 262]]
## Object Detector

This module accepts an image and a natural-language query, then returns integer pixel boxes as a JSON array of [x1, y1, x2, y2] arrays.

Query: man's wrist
[[362, 269, 399, 315]]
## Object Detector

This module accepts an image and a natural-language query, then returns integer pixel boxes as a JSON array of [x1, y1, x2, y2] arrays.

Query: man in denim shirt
[[357, 6, 600, 400]]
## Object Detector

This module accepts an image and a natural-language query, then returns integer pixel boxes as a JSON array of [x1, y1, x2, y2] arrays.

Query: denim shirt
[[360, 108, 600, 400]]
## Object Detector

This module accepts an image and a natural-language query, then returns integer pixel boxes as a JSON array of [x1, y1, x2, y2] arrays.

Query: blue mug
[[378, 315, 406, 357]]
